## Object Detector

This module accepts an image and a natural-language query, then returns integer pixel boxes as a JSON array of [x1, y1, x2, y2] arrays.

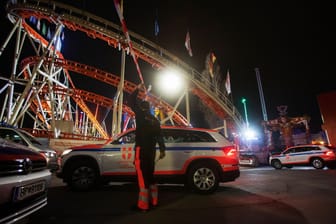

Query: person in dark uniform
[[128, 83, 166, 212]]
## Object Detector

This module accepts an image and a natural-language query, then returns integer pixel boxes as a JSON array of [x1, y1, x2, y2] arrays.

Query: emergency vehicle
[[56, 126, 240, 194], [269, 144, 336, 169]]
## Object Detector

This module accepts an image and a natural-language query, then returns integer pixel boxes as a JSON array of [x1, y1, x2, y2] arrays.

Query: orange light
[[312, 140, 325, 145]]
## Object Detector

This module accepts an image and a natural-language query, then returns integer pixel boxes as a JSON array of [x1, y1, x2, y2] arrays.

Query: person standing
[[128, 83, 166, 212]]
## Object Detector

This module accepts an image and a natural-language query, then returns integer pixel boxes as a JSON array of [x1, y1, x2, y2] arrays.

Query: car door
[[155, 129, 209, 174], [282, 147, 296, 164], [100, 131, 136, 174], [293, 146, 311, 164]]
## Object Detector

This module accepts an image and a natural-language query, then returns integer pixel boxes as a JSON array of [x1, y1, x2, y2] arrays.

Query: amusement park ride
[[0, 0, 245, 150], [239, 105, 311, 167], [262, 105, 310, 149]]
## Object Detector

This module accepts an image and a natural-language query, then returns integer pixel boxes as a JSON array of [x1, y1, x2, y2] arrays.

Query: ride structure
[[262, 105, 311, 149], [239, 105, 311, 167], [0, 0, 245, 145]]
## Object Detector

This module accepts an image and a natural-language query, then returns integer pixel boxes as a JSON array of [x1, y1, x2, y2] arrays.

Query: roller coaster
[[0, 0, 245, 141]]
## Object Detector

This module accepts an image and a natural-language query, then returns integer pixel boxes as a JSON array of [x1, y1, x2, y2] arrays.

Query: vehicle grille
[[0, 159, 47, 176]]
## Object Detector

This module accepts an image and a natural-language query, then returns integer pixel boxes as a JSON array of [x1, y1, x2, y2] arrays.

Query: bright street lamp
[[155, 68, 186, 99]]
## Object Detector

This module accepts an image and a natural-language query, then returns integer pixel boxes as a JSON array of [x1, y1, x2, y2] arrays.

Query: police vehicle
[[56, 126, 240, 194], [269, 144, 336, 169]]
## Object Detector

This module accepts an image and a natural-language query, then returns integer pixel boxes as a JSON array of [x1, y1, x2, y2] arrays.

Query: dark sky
[[0, 1, 332, 133]]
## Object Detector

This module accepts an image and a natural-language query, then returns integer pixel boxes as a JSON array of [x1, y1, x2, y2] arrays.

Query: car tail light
[[326, 150, 335, 156], [223, 146, 238, 157]]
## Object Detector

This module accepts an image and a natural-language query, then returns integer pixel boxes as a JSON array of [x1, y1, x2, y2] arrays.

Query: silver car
[[0, 138, 52, 224], [269, 144, 336, 169], [0, 127, 59, 171], [57, 126, 240, 194]]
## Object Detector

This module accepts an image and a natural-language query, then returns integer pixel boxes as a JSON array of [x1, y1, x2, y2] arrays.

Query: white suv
[[269, 144, 336, 169], [57, 126, 240, 194]]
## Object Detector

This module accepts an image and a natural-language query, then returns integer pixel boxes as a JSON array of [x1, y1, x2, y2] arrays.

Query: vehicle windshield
[[19, 130, 42, 146]]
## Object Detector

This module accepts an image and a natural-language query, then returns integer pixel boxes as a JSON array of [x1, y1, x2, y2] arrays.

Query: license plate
[[14, 181, 46, 201], [239, 159, 252, 164]]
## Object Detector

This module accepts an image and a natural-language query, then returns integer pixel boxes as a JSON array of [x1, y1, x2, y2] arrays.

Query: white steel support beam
[[8, 23, 64, 124]]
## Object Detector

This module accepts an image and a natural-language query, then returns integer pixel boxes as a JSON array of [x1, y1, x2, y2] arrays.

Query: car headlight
[[42, 151, 57, 158], [61, 149, 73, 157]]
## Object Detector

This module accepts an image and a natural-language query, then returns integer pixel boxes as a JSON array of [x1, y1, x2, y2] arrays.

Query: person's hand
[[158, 151, 165, 160], [137, 83, 145, 91]]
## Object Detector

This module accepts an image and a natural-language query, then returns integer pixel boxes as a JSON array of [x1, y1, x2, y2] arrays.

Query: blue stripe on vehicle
[[273, 152, 324, 158], [158, 147, 223, 151], [74, 148, 120, 152], [73, 146, 224, 152]]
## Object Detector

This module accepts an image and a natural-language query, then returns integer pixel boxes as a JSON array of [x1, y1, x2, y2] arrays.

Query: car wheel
[[187, 162, 219, 194], [67, 160, 99, 191], [311, 158, 324, 169], [271, 159, 282, 169]]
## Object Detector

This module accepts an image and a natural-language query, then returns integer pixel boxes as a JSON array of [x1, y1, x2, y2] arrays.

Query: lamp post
[[241, 98, 249, 128]]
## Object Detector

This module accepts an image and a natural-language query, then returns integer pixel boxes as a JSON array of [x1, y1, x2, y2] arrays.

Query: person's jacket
[[128, 87, 165, 154]]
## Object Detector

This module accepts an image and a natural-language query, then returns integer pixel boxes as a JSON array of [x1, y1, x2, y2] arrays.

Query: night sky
[[0, 1, 332, 133]]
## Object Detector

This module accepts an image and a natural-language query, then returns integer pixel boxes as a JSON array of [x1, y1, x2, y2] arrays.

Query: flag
[[185, 31, 192, 57], [154, 19, 159, 36], [55, 36, 62, 51], [47, 27, 51, 40], [225, 69, 231, 94], [208, 52, 216, 78], [29, 16, 35, 24], [42, 22, 46, 36], [36, 19, 40, 30], [154, 8, 159, 36]]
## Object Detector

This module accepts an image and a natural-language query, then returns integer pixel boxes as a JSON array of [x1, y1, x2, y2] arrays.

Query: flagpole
[[255, 67, 268, 121]]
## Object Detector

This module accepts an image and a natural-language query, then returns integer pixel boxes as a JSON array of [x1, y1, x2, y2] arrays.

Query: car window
[[310, 146, 321, 151], [19, 130, 43, 145], [162, 129, 216, 143], [294, 147, 306, 153], [113, 131, 136, 144], [284, 148, 295, 154], [0, 129, 28, 146]]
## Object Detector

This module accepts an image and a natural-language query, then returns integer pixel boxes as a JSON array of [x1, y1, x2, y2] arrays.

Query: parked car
[[0, 138, 52, 224], [269, 144, 336, 169], [57, 126, 240, 194], [239, 147, 270, 167], [0, 127, 59, 171]]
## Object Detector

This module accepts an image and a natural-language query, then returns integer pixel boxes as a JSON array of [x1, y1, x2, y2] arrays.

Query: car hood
[[70, 143, 106, 150], [0, 139, 46, 161], [32, 143, 56, 153]]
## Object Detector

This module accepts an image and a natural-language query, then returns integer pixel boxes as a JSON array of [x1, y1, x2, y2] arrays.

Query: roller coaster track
[[1, 0, 245, 139], [21, 56, 189, 125]]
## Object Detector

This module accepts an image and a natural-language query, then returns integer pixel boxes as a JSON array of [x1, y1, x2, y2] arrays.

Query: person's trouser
[[134, 146, 157, 209], [149, 184, 158, 206]]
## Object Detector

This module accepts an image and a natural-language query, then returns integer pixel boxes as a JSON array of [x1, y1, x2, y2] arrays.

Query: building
[[317, 91, 336, 146]]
